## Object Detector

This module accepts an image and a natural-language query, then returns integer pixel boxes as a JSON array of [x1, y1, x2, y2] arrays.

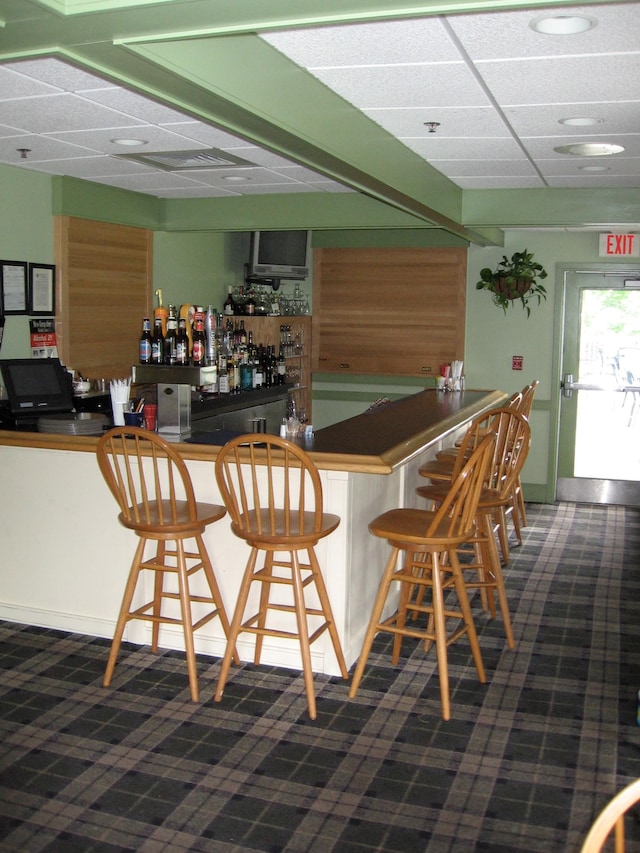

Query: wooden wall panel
[[54, 216, 152, 380], [312, 247, 466, 377]]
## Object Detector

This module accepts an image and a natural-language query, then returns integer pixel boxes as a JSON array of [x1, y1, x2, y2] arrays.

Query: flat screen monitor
[[250, 230, 310, 281], [0, 358, 73, 416]]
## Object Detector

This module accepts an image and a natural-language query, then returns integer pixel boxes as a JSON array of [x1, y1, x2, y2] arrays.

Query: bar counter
[[0, 388, 505, 679]]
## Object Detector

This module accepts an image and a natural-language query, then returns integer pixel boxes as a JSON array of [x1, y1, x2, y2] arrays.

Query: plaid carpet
[[1, 502, 640, 852]]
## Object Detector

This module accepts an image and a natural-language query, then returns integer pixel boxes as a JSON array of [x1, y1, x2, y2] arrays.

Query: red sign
[[599, 233, 639, 257], [512, 355, 523, 371]]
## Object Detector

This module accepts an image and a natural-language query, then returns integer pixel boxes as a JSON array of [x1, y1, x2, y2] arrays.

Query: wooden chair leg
[[495, 507, 510, 564], [151, 540, 165, 653], [392, 555, 415, 665], [477, 517, 498, 619], [480, 514, 515, 650], [307, 547, 348, 678], [253, 550, 274, 666], [431, 553, 452, 721], [509, 488, 523, 546], [291, 550, 317, 719], [175, 539, 199, 702], [515, 476, 527, 528], [448, 551, 486, 683], [349, 547, 399, 699], [214, 547, 259, 703], [196, 533, 240, 666], [103, 537, 146, 688]]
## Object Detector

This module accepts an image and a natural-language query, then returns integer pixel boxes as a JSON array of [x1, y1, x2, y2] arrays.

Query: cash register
[[0, 358, 109, 434]]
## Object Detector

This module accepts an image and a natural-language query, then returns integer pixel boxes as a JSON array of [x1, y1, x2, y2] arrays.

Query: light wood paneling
[[312, 247, 466, 377], [54, 216, 152, 380]]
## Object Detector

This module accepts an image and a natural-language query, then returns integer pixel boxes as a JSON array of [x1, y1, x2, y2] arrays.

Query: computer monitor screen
[[0, 358, 73, 415]]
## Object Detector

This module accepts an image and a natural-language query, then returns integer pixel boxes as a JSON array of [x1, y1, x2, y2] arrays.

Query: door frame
[[550, 262, 640, 505]]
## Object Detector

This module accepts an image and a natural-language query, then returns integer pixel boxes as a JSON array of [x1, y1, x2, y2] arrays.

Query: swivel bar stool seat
[[349, 433, 496, 721], [214, 434, 348, 720], [96, 426, 237, 701]]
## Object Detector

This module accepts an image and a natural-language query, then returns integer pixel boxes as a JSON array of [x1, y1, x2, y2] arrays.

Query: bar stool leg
[[103, 537, 146, 688], [449, 550, 486, 683], [175, 539, 199, 702], [307, 548, 348, 678], [254, 550, 275, 666], [215, 547, 260, 703], [196, 533, 240, 666], [431, 552, 452, 720], [349, 547, 399, 699], [480, 514, 515, 650], [291, 550, 317, 719], [151, 540, 165, 653]]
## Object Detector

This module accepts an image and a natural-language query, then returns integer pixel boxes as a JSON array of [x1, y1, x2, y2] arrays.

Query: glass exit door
[[557, 270, 640, 506]]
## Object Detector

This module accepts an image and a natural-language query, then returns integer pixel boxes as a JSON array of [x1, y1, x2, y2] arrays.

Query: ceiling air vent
[[114, 148, 256, 171]]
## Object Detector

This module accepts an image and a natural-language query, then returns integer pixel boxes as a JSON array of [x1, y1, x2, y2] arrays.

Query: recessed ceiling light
[[530, 14, 596, 34], [222, 175, 250, 182], [559, 117, 603, 127], [110, 138, 148, 146], [579, 165, 610, 172], [554, 143, 624, 156]]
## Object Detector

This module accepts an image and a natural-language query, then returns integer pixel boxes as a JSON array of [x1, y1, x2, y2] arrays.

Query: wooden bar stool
[[509, 379, 539, 537], [214, 434, 348, 720], [349, 433, 495, 721], [417, 409, 530, 649], [96, 426, 237, 701]]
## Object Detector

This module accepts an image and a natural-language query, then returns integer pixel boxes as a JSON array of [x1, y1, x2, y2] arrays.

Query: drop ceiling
[[0, 0, 637, 221]]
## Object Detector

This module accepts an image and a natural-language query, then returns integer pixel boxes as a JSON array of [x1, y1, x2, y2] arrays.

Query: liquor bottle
[[223, 286, 235, 316], [253, 348, 264, 388], [151, 317, 165, 365], [154, 289, 168, 336], [245, 287, 256, 316], [277, 345, 287, 384], [205, 305, 216, 365], [218, 353, 230, 394], [192, 316, 206, 366], [176, 317, 189, 365], [139, 317, 152, 364], [164, 304, 178, 365]]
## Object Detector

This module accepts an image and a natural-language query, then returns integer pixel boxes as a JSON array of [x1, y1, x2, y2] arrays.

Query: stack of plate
[[37, 412, 110, 436]]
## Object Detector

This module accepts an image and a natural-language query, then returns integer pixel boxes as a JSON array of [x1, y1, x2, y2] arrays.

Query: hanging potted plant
[[476, 249, 548, 316]]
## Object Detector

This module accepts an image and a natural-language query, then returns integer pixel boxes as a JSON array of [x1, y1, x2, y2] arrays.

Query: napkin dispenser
[[157, 382, 191, 437]]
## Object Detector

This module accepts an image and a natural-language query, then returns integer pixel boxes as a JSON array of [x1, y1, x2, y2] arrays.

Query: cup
[[143, 404, 157, 431], [124, 411, 144, 428], [112, 400, 127, 425]]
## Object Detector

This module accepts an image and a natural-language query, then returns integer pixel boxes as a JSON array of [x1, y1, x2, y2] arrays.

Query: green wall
[[0, 166, 54, 358], [3, 165, 639, 504]]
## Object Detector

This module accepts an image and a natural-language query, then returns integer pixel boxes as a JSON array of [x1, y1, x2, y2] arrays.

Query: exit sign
[[599, 233, 639, 257]]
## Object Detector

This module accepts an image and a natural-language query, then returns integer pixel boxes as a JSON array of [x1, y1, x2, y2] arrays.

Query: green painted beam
[[52, 176, 161, 228], [463, 188, 640, 229]]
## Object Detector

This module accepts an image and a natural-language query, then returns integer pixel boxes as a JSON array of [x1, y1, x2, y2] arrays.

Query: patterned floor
[[1, 502, 640, 852]]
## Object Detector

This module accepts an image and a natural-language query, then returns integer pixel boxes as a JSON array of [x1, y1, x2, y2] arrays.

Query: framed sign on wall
[[1, 260, 28, 315], [29, 263, 56, 315]]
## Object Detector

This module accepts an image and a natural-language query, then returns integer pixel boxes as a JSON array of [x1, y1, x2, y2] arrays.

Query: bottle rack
[[241, 316, 311, 422]]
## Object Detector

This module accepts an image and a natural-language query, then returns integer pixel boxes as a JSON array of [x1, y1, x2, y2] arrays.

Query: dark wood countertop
[[0, 388, 506, 474], [302, 389, 506, 472]]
